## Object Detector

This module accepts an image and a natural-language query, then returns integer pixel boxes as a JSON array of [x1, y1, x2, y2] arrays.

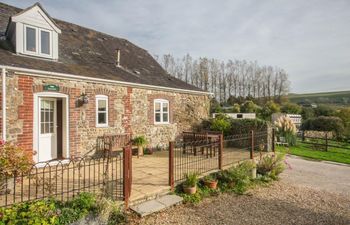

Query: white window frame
[[96, 95, 108, 127], [154, 99, 170, 124], [23, 24, 53, 58]]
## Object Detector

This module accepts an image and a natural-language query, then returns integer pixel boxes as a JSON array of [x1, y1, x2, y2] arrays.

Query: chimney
[[116, 49, 121, 67]]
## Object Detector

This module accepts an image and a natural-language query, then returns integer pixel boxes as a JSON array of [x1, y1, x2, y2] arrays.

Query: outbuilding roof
[[0, 2, 205, 93]]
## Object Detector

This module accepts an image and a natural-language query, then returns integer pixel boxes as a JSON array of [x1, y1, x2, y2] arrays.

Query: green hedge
[[204, 114, 268, 136], [0, 193, 98, 225], [301, 116, 345, 137]]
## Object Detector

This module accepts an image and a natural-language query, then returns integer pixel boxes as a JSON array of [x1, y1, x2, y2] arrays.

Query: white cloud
[[3, 0, 350, 93]]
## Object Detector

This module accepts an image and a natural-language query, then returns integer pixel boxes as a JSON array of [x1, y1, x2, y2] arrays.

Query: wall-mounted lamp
[[79, 93, 89, 105]]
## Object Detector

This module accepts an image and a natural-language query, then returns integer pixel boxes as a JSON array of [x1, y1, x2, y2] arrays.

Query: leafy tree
[[301, 107, 315, 120], [210, 98, 222, 113], [258, 101, 280, 120], [301, 116, 345, 137], [335, 108, 350, 137], [314, 105, 336, 117], [281, 103, 302, 114], [241, 101, 258, 113], [231, 103, 240, 113]]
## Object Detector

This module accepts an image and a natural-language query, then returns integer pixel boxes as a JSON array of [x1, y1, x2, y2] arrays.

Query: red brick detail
[[33, 84, 72, 95], [68, 88, 81, 158], [122, 87, 132, 134], [17, 76, 34, 153], [147, 94, 174, 125], [85, 88, 116, 127]]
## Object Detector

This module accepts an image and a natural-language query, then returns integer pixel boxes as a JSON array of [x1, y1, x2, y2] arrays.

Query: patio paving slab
[[130, 194, 183, 217]]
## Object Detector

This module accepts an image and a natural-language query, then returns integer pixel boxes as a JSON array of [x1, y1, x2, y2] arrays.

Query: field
[[276, 141, 350, 164], [288, 90, 350, 106]]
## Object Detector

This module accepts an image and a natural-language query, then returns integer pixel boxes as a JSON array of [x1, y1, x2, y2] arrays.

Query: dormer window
[[24, 25, 52, 57], [7, 3, 61, 60]]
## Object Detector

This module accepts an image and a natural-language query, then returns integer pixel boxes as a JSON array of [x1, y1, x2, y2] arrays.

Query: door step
[[130, 194, 183, 217]]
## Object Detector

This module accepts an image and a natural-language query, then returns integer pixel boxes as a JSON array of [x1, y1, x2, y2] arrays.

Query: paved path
[[281, 155, 350, 197]]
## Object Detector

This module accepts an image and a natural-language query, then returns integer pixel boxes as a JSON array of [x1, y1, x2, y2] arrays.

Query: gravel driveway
[[281, 155, 350, 196], [128, 156, 350, 225]]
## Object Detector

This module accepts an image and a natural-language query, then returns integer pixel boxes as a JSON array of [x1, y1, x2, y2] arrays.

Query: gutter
[[0, 65, 213, 96], [1, 67, 6, 141]]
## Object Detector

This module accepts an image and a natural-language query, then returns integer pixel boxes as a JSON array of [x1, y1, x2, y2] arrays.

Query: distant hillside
[[288, 90, 350, 106]]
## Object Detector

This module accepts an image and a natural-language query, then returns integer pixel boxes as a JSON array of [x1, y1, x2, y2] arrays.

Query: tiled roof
[[0, 2, 205, 93]]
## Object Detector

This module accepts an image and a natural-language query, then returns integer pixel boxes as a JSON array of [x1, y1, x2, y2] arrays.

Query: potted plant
[[132, 136, 148, 157], [203, 174, 218, 189], [183, 172, 198, 194]]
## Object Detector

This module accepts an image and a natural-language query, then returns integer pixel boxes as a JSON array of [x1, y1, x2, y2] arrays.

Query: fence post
[[218, 133, 223, 170], [272, 128, 275, 153], [123, 145, 131, 209], [250, 130, 254, 159], [169, 141, 174, 190], [325, 132, 328, 152]]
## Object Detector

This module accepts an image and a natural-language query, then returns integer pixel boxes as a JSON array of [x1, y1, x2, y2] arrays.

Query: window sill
[[96, 124, 109, 128], [154, 122, 171, 125]]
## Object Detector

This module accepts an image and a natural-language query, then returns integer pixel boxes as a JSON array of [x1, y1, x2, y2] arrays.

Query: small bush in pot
[[132, 136, 148, 156], [183, 172, 198, 194], [257, 153, 285, 180], [203, 174, 218, 189]]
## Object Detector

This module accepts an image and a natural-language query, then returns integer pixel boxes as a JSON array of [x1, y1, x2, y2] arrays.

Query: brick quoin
[[17, 76, 34, 154], [122, 87, 132, 135]]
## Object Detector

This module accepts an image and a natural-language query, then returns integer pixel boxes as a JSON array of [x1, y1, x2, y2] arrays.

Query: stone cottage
[[0, 3, 210, 162]]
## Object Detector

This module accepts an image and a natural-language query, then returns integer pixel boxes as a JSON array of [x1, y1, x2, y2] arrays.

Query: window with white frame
[[96, 95, 108, 127], [24, 25, 52, 57], [154, 99, 169, 124]]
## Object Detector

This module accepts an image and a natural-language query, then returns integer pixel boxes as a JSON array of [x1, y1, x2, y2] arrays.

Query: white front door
[[38, 98, 57, 162]]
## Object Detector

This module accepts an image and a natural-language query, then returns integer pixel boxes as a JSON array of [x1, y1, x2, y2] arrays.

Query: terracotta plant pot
[[138, 146, 144, 156], [183, 185, 197, 194], [204, 180, 218, 189]]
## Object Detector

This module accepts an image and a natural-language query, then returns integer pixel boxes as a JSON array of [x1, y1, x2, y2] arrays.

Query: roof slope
[[0, 2, 204, 92]]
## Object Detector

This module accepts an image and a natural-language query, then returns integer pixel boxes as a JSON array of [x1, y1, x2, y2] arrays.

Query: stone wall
[[2, 73, 210, 157]]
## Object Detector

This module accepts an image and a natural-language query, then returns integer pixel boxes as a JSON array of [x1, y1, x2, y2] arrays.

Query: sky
[[3, 0, 350, 93]]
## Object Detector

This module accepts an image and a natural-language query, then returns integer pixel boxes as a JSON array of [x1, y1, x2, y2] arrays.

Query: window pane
[[155, 102, 161, 112], [26, 27, 36, 52], [162, 103, 168, 112], [49, 111, 54, 122], [163, 113, 168, 122], [98, 100, 106, 111], [155, 113, 161, 122], [41, 30, 50, 54], [45, 111, 50, 123], [49, 122, 54, 133], [45, 123, 50, 133], [98, 112, 106, 124], [41, 123, 45, 134]]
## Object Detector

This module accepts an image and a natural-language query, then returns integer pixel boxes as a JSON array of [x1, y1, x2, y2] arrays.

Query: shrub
[[314, 105, 336, 117], [257, 154, 285, 180], [0, 142, 33, 193], [241, 101, 259, 113], [0, 193, 99, 225], [209, 115, 231, 135], [229, 119, 268, 135], [281, 103, 302, 114], [274, 116, 297, 146], [232, 103, 241, 113], [0, 199, 59, 225], [218, 161, 255, 194], [301, 116, 345, 137], [258, 100, 280, 121]]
